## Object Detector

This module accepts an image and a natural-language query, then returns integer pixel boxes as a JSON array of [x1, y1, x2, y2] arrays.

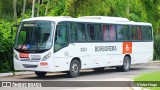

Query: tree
[[45, 0, 50, 15], [37, 0, 40, 16], [13, 0, 17, 25], [126, 0, 130, 18], [22, 0, 26, 19], [31, 0, 35, 17]]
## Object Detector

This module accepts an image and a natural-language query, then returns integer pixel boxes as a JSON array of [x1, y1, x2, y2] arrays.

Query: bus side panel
[[68, 43, 96, 69], [68, 42, 124, 69], [131, 42, 153, 64], [53, 41, 153, 72], [53, 47, 72, 71]]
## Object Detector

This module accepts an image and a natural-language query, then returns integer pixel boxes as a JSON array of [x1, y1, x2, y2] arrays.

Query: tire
[[66, 60, 80, 78], [93, 67, 105, 72], [116, 56, 131, 72], [35, 71, 47, 78]]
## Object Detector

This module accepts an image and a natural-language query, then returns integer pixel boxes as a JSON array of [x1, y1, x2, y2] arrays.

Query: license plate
[[20, 53, 29, 58]]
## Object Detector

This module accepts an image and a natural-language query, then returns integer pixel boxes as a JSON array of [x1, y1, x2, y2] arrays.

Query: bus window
[[87, 24, 102, 41], [110, 25, 116, 41], [117, 25, 129, 40], [70, 23, 86, 42], [94, 24, 102, 40], [131, 26, 142, 40], [77, 23, 86, 41], [70, 23, 77, 41], [124, 25, 130, 40], [103, 24, 110, 41], [131, 26, 137, 40], [54, 25, 68, 52], [87, 24, 94, 40], [137, 26, 142, 40], [142, 26, 152, 40]]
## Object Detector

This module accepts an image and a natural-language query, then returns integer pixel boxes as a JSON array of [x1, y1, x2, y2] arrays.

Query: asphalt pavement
[[0, 61, 160, 90]]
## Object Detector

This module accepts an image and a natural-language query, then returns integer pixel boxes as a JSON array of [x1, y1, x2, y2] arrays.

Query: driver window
[[54, 24, 68, 52]]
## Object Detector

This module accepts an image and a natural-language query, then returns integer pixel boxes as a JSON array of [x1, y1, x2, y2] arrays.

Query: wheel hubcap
[[71, 63, 78, 74], [124, 59, 129, 70]]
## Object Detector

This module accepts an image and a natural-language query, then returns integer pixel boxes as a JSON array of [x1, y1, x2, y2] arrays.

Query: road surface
[[0, 62, 160, 90]]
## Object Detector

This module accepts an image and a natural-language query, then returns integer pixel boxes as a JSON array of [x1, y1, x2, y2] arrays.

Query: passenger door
[[53, 22, 70, 71]]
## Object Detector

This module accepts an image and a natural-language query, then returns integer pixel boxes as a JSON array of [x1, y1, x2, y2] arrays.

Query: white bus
[[14, 16, 153, 78]]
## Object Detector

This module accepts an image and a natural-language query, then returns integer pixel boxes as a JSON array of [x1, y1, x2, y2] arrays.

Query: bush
[[0, 20, 14, 72], [154, 35, 160, 60]]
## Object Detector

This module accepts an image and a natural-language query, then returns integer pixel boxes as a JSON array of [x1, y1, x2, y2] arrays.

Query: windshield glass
[[14, 21, 53, 52]]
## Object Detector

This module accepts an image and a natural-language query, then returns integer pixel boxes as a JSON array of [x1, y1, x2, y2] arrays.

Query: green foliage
[[48, 0, 68, 16], [0, 0, 160, 72], [0, 0, 13, 20], [154, 35, 160, 60], [0, 20, 14, 72]]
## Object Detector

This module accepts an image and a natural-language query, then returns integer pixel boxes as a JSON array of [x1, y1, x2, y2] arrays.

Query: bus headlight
[[14, 53, 19, 60], [42, 52, 51, 61]]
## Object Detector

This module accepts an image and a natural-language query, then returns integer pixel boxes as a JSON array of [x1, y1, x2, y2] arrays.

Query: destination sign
[[23, 24, 35, 27]]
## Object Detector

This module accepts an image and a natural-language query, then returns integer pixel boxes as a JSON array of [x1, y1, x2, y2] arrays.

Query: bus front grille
[[20, 58, 40, 62]]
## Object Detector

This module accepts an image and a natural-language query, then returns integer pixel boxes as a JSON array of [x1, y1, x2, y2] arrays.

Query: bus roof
[[22, 16, 152, 26]]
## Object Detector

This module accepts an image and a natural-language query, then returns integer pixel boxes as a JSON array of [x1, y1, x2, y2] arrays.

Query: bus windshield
[[14, 21, 53, 52]]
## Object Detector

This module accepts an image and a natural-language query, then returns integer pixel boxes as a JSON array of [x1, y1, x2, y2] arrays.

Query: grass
[[134, 71, 160, 90]]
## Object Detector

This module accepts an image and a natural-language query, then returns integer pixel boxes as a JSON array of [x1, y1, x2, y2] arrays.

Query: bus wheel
[[35, 71, 47, 78], [116, 56, 131, 72], [67, 60, 80, 78]]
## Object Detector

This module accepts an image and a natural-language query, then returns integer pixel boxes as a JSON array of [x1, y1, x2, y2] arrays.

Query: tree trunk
[[13, 0, 17, 25], [45, 0, 50, 15], [37, 0, 40, 17], [41, 0, 43, 5], [126, 0, 130, 17], [31, 0, 35, 18], [22, 0, 26, 19]]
